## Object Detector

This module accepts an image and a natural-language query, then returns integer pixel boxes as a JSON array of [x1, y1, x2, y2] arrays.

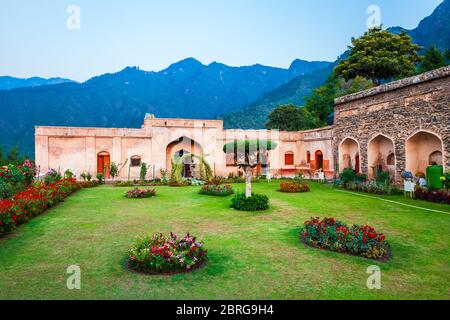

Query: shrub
[[415, 188, 450, 204], [231, 192, 269, 211], [441, 172, 450, 191], [43, 169, 62, 185], [109, 162, 119, 180], [125, 188, 156, 198], [140, 163, 148, 181], [300, 217, 390, 260], [341, 168, 357, 185], [376, 171, 390, 184], [278, 181, 310, 193], [80, 171, 92, 182], [199, 184, 234, 196], [64, 169, 74, 179], [96, 173, 103, 183], [128, 232, 207, 274]]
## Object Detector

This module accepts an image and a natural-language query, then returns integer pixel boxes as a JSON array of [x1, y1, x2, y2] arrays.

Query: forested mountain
[[0, 76, 74, 90]]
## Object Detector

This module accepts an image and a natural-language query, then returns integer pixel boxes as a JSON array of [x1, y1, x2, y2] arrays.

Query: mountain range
[[0, 0, 449, 156]]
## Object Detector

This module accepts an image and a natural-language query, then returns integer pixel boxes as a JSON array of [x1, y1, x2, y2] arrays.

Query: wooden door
[[97, 152, 111, 178]]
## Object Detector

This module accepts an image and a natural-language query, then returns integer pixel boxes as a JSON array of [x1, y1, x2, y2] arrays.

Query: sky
[[0, 0, 443, 82]]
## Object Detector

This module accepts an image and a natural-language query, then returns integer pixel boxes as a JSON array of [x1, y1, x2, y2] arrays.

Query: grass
[[0, 182, 449, 300]]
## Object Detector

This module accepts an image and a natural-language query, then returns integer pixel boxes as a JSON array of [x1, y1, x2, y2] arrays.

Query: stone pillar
[[395, 139, 406, 184], [85, 137, 96, 175]]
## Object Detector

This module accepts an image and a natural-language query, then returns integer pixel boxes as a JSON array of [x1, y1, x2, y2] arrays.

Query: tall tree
[[419, 46, 447, 73], [266, 104, 320, 131], [223, 140, 277, 197], [334, 27, 422, 85], [305, 75, 373, 124]]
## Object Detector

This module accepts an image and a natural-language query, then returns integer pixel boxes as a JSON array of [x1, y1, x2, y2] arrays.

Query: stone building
[[35, 66, 449, 182], [334, 66, 449, 183]]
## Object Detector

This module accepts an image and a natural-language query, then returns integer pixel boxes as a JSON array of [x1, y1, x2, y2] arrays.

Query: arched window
[[429, 150, 442, 166], [285, 151, 294, 166], [130, 155, 142, 167], [306, 151, 311, 164]]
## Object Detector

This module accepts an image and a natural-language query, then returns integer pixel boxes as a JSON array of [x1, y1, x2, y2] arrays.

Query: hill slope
[[0, 76, 74, 90]]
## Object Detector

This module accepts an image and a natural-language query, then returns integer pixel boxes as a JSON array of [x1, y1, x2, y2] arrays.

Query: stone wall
[[333, 66, 450, 183]]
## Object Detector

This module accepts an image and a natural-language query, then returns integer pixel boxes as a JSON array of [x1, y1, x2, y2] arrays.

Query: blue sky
[[0, 0, 443, 81]]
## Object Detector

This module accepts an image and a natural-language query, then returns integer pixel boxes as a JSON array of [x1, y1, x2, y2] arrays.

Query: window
[[306, 151, 311, 164], [284, 152, 294, 166], [130, 155, 141, 167]]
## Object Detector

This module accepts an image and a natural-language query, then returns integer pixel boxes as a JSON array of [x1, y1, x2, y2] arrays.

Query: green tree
[[418, 46, 447, 73], [334, 27, 422, 85], [265, 104, 320, 131], [0, 146, 4, 165], [223, 140, 277, 197], [304, 75, 373, 124], [6, 146, 23, 165], [445, 49, 450, 62], [109, 162, 119, 180]]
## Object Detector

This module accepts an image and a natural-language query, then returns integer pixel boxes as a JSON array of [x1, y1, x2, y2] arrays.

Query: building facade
[[35, 66, 449, 182]]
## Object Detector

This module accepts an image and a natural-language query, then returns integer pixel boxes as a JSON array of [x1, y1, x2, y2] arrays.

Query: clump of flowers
[[125, 188, 156, 198], [199, 184, 234, 196], [0, 178, 81, 237], [278, 181, 310, 193], [300, 217, 389, 260], [128, 232, 208, 274]]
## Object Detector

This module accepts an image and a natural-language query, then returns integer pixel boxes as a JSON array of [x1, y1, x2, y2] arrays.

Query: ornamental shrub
[[199, 184, 234, 196], [128, 232, 208, 274], [300, 217, 390, 260], [44, 169, 62, 185], [415, 187, 450, 204], [231, 192, 269, 211], [341, 168, 357, 185], [125, 188, 156, 198], [278, 181, 310, 193]]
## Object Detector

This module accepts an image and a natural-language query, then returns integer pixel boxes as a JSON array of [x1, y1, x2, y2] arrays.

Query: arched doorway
[[339, 138, 360, 173], [166, 137, 202, 178], [368, 135, 395, 179], [315, 150, 324, 170], [97, 151, 110, 178], [406, 131, 443, 175]]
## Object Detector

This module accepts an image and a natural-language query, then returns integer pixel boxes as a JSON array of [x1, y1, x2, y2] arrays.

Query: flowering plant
[[125, 188, 156, 198], [199, 184, 234, 196], [0, 178, 81, 237], [128, 232, 207, 274], [278, 181, 310, 193], [415, 187, 449, 204], [300, 217, 389, 260]]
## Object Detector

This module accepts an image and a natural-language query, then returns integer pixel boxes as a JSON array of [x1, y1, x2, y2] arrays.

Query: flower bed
[[231, 192, 269, 211], [127, 232, 207, 274], [300, 217, 390, 260], [415, 188, 450, 204], [0, 178, 81, 237], [278, 181, 310, 193], [78, 181, 100, 188], [125, 188, 156, 198], [199, 184, 234, 196], [0, 161, 37, 199], [340, 181, 402, 196]]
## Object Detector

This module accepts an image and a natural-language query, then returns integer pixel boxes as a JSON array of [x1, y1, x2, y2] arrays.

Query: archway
[[315, 150, 324, 170], [406, 131, 443, 175], [97, 151, 110, 178], [368, 135, 395, 179], [339, 138, 360, 173], [166, 137, 202, 178]]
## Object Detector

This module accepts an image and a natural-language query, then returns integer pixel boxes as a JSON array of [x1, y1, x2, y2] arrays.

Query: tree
[[265, 104, 320, 131], [305, 75, 373, 124], [0, 146, 4, 165], [418, 46, 447, 73], [334, 27, 422, 85], [6, 146, 23, 165], [109, 162, 119, 181], [223, 140, 277, 198], [445, 49, 450, 62]]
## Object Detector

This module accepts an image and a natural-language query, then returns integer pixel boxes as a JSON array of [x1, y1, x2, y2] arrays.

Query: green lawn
[[0, 182, 449, 300]]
